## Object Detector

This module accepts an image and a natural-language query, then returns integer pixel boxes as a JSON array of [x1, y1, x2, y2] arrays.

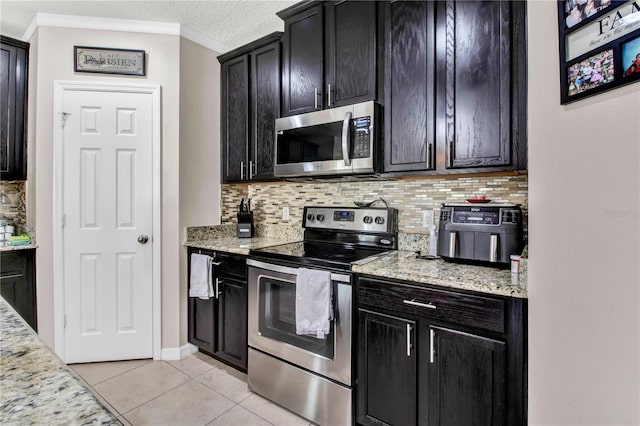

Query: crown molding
[[22, 13, 230, 53]]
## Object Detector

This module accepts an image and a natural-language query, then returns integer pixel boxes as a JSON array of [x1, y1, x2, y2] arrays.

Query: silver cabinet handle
[[403, 299, 436, 310], [249, 160, 254, 180], [430, 329, 435, 363], [449, 231, 457, 258], [342, 111, 352, 166], [137, 234, 149, 244], [215, 278, 220, 299], [327, 83, 332, 107], [211, 261, 222, 266], [489, 234, 498, 263], [314, 87, 319, 110], [240, 161, 245, 180], [406, 323, 412, 357]]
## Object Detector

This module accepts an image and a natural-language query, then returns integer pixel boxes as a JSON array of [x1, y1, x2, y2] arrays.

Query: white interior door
[[62, 88, 154, 363]]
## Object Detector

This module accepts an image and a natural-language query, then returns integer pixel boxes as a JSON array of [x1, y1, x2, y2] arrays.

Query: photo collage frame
[[558, 0, 640, 104]]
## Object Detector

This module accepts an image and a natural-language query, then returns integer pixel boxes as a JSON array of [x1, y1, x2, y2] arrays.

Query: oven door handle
[[247, 259, 350, 283]]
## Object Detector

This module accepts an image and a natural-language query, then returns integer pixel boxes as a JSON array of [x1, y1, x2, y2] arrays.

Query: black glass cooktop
[[250, 241, 390, 271]]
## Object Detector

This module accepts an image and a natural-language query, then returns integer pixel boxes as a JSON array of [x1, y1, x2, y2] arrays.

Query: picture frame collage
[[557, 0, 640, 104]]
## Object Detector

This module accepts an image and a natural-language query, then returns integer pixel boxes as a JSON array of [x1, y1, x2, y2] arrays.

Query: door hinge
[[62, 214, 66, 228], [60, 112, 72, 128], [64, 314, 67, 329]]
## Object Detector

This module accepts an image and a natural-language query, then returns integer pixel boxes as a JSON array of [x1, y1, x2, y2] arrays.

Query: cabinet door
[[250, 41, 280, 181], [357, 309, 417, 426], [221, 54, 249, 182], [384, 1, 436, 173], [0, 250, 36, 330], [427, 326, 506, 426], [282, 4, 324, 116], [325, 1, 376, 108], [215, 277, 247, 370], [188, 297, 216, 354], [439, 1, 512, 169], [0, 37, 28, 181]]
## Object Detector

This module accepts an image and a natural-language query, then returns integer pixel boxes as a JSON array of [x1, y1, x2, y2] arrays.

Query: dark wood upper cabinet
[[281, 4, 324, 115], [1, 36, 29, 181], [383, 1, 436, 173], [439, 0, 512, 169], [279, 1, 377, 116], [437, 0, 528, 171], [325, 1, 377, 108], [219, 32, 282, 183], [382, 0, 527, 174], [221, 55, 249, 182], [250, 41, 281, 181]]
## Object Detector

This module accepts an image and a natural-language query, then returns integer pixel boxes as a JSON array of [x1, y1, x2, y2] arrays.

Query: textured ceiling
[[0, 0, 298, 51]]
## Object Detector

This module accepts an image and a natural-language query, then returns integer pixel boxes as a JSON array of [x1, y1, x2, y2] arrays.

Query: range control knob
[[316, 214, 325, 222], [307, 213, 315, 221], [375, 216, 385, 225], [363, 216, 373, 224]]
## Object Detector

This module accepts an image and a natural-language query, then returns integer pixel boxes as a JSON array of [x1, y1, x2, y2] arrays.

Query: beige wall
[[528, 1, 640, 424], [178, 37, 221, 344], [28, 26, 182, 350]]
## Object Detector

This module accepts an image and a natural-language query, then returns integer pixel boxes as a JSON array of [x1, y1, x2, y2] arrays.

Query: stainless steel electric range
[[247, 206, 398, 426]]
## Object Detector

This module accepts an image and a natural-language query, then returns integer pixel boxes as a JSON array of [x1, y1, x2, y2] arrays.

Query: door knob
[[137, 234, 149, 244]]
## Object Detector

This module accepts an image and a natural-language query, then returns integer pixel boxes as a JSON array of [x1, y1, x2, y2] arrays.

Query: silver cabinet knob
[[137, 234, 149, 244]]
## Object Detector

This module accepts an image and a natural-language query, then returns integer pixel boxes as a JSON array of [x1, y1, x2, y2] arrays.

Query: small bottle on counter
[[510, 255, 521, 274]]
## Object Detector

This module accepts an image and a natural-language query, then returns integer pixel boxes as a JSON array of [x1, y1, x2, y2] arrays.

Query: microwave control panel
[[353, 116, 371, 159]]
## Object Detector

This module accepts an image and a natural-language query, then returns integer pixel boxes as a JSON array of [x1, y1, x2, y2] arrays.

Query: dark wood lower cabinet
[[0, 249, 37, 330], [187, 249, 247, 371], [356, 275, 526, 426], [357, 309, 417, 426], [215, 277, 247, 369], [426, 326, 506, 426]]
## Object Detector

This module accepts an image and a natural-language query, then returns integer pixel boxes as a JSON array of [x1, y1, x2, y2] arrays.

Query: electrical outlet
[[422, 209, 434, 228], [282, 206, 290, 221]]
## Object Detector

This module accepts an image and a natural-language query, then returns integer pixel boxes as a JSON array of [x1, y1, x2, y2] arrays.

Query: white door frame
[[52, 81, 162, 361]]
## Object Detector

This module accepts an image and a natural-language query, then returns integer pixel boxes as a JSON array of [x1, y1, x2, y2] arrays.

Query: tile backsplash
[[0, 181, 27, 229], [221, 173, 528, 237]]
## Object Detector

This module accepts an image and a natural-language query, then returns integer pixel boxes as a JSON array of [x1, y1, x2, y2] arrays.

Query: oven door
[[247, 259, 352, 386]]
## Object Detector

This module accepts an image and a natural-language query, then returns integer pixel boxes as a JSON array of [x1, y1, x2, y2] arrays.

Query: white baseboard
[[161, 343, 198, 360]]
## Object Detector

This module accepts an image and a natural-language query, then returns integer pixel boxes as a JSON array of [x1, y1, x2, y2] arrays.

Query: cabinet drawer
[[1, 252, 27, 277], [190, 249, 247, 279], [358, 277, 505, 334]]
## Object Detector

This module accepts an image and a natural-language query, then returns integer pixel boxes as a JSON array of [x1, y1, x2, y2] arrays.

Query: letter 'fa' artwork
[[558, 0, 640, 104], [74, 46, 146, 76]]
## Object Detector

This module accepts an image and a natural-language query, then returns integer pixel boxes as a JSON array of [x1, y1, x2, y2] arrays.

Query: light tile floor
[[69, 352, 313, 426]]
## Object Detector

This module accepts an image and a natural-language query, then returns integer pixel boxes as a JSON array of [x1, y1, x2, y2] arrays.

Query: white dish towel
[[189, 254, 214, 299], [295, 268, 333, 339]]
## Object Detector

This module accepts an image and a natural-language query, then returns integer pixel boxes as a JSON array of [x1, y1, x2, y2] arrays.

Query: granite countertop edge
[[352, 251, 527, 299], [0, 297, 120, 424], [184, 236, 300, 256], [0, 243, 38, 252]]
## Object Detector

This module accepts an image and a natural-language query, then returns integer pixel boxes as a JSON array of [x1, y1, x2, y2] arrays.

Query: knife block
[[237, 212, 254, 238]]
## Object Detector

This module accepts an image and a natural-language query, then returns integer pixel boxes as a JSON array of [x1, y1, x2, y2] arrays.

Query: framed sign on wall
[[74, 46, 146, 76], [557, 0, 640, 104]]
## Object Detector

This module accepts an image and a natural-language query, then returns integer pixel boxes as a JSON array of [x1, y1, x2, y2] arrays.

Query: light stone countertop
[[0, 243, 37, 252], [185, 236, 299, 255], [0, 297, 120, 425], [185, 224, 526, 298], [352, 251, 527, 298]]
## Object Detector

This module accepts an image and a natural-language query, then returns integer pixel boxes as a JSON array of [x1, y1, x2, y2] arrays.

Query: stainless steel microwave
[[274, 101, 378, 178]]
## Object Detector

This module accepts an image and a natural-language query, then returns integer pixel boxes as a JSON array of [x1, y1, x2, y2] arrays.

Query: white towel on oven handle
[[189, 253, 214, 299], [295, 268, 333, 339]]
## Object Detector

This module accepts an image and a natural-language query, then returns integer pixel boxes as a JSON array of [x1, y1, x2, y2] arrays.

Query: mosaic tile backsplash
[[0, 181, 27, 230], [221, 173, 528, 240]]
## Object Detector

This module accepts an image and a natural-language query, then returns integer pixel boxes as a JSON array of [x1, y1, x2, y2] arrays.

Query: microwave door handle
[[342, 111, 352, 167]]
